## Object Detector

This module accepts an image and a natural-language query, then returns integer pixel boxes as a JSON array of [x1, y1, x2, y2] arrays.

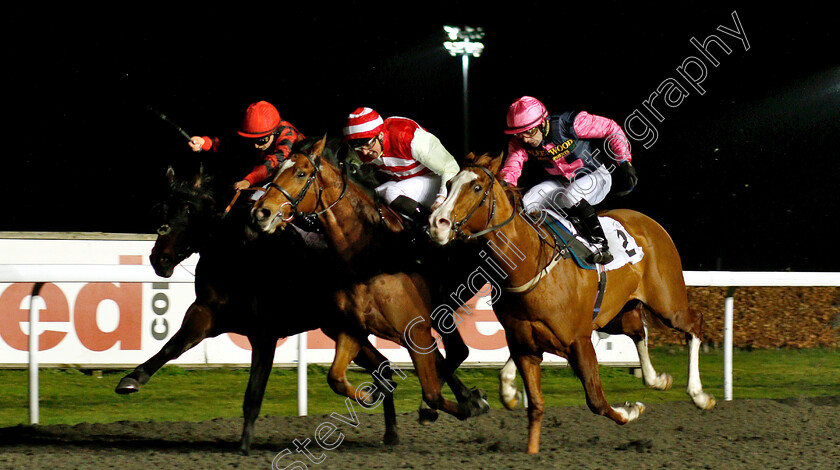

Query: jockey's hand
[[188, 136, 205, 152], [614, 161, 638, 196], [233, 180, 251, 191], [431, 195, 446, 211]]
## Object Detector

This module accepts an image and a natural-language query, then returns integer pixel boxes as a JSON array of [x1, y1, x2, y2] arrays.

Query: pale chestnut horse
[[429, 152, 716, 454]]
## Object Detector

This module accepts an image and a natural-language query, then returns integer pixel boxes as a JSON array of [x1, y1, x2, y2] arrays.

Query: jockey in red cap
[[343, 107, 460, 225], [188, 100, 305, 191], [499, 96, 638, 264]]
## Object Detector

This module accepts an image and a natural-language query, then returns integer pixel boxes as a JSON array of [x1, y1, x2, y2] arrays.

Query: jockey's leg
[[557, 166, 614, 264], [567, 199, 614, 265], [389, 195, 431, 227]]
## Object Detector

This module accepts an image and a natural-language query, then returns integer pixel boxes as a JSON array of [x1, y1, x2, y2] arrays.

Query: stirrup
[[588, 241, 614, 265]]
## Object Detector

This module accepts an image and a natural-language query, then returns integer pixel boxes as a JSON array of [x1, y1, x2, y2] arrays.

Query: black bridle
[[266, 150, 349, 223], [451, 165, 517, 240]]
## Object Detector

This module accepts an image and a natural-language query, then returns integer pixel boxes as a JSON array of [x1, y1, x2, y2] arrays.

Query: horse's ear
[[193, 162, 205, 189], [312, 134, 328, 156], [489, 152, 505, 175], [166, 165, 175, 184], [464, 152, 477, 165]]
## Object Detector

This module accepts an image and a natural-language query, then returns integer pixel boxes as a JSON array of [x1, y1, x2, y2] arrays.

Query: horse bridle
[[451, 165, 564, 294], [266, 150, 349, 223], [451, 165, 517, 240]]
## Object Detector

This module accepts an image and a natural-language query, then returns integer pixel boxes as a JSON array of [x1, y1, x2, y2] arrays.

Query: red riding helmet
[[238, 101, 281, 138], [504, 96, 548, 134], [342, 107, 384, 143]]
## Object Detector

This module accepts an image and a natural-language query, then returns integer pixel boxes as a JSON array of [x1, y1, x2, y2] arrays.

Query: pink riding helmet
[[504, 96, 548, 134]]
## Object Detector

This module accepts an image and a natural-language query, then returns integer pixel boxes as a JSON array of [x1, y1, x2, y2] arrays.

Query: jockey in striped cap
[[343, 107, 460, 223]]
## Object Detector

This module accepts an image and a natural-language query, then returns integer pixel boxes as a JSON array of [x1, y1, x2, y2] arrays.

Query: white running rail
[[2, 265, 838, 423]]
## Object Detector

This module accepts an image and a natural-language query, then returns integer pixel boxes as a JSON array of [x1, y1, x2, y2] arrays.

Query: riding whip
[[146, 105, 192, 141]]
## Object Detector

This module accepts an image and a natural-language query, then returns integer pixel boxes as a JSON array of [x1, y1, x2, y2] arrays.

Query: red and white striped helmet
[[342, 107, 384, 143]]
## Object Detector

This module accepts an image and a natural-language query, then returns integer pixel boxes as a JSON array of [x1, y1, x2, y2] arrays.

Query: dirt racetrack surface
[[2, 395, 838, 469]]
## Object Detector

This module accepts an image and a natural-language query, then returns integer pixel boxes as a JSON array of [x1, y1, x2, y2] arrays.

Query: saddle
[[543, 215, 600, 271], [538, 210, 643, 317]]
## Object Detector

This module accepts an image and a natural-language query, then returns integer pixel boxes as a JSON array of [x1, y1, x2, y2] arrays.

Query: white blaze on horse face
[[277, 158, 296, 176], [430, 171, 477, 244]]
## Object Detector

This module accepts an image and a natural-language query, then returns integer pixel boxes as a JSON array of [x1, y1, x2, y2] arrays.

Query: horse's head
[[149, 165, 216, 277], [430, 152, 513, 245], [252, 135, 338, 233]]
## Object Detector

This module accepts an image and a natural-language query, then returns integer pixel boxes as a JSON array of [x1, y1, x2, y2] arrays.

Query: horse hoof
[[383, 433, 400, 446], [470, 387, 488, 402], [501, 390, 522, 411], [615, 401, 645, 423], [115, 377, 141, 394], [417, 408, 439, 425], [648, 373, 673, 391], [475, 397, 491, 416], [692, 393, 716, 410]]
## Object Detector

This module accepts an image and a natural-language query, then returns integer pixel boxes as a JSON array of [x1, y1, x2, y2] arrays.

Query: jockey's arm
[[410, 129, 460, 200]]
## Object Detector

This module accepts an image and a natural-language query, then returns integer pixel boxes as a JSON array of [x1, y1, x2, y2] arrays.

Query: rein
[[452, 164, 517, 240], [223, 187, 267, 217], [452, 164, 565, 294]]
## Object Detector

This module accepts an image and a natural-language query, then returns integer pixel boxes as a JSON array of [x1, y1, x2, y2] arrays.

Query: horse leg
[[115, 302, 215, 394], [417, 346, 488, 425], [640, 295, 716, 409], [601, 305, 672, 391], [321, 325, 406, 445], [326, 332, 385, 408], [511, 352, 544, 454], [240, 338, 276, 455], [430, 326, 486, 403], [567, 335, 645, 425], [350, 341, 401, 445], [407, 329, 488, 421], [498, 356, 522, 410], [687, 333, 716, 409]]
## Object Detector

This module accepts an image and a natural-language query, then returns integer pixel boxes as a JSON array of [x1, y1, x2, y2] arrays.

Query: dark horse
[[429, 153, 716, 453], [115, 163, 402, 454], [251, 135, 490, 422]]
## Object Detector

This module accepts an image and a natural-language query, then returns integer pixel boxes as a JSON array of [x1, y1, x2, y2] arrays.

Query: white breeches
[[376, 173, 441, 208], [522, 165, 612, 212]]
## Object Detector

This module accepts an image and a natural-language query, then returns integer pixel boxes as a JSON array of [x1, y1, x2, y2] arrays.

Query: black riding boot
[[389, 196, 435, 264], [389, 195, 432, 229], [567, 200, 614, 265]]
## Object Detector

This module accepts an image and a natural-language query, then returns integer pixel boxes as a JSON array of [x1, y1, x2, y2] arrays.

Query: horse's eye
[[296, 170, 306, 178], [473, 184, 482, 193]]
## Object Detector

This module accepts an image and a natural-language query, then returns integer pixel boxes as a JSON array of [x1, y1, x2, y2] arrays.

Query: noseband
[[266, 150, 349, 223], [451, 165, 517, 240]]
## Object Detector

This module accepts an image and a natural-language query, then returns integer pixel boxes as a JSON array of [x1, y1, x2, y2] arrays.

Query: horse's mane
[[293, 136, 382, 197], [292, 136, 403, 232]]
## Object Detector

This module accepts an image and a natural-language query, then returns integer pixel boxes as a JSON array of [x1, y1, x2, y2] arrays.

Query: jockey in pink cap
[[343, 107, 460, 225], [498, 96, 638, 264]]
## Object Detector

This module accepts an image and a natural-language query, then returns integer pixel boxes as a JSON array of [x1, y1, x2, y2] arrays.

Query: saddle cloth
[[540, 209, 645, 271]]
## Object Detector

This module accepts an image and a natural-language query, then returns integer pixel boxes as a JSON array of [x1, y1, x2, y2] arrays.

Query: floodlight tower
[[444, 25, 484, 157]]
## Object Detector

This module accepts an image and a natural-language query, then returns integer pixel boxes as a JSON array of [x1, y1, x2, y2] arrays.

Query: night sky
[[5, 3, 839, 272]]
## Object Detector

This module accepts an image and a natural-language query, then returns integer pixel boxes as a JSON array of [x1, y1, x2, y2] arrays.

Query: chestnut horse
[[429, 152, 716, 454], [251, 135, 489, 422], [115, 164, 402, 453]]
